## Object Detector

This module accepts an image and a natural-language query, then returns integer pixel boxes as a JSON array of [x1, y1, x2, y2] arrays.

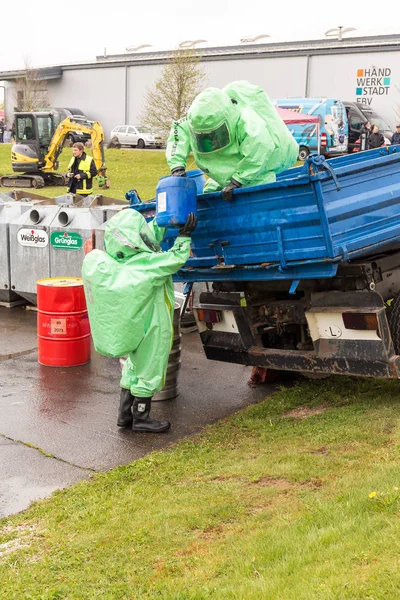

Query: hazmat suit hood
[[187, 87, 239, 154], [82, 207, 191, 371], [167, 80, 299, 190], [104, 208, 162, 260]]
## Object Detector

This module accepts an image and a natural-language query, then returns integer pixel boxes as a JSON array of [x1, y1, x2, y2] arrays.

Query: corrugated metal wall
[[46, 68, 127, 138], [4, 49, 400, 138], [308, 51, 400, 126]]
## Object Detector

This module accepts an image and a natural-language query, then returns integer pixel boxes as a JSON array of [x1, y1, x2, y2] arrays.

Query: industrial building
[[1, 34, 400, 139]]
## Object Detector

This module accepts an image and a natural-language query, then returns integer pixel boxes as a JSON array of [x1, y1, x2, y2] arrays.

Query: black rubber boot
[[117, 389, 134, 428], [132, 397, 171, 433]]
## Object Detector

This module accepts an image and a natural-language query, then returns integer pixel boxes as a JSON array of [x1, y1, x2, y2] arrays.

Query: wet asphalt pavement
[[0, 306, 272, 518]]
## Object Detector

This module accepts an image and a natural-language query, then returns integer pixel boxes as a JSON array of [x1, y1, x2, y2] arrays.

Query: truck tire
[[298, 146, 310, 161], [388, 296, 400, 354]]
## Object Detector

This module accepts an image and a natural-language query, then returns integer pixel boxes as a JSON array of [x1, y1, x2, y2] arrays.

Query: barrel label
[[51, 231, 83, 250], [157, 191, 167, 213], [50, 318, 67, 335], [17, 228, 48, 248]]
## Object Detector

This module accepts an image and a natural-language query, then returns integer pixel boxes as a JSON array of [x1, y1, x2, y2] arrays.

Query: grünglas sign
[[356, 67, 391, 105], [50, 231, 83, 250]]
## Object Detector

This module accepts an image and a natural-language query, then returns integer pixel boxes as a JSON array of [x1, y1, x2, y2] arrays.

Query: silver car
[[109, 125, 163, 149]]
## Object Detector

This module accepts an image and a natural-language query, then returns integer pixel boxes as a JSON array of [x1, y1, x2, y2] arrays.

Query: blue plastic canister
[[186, 169, 206, 194], [156, 176, 197, 228], [158, 169, 206, 195]]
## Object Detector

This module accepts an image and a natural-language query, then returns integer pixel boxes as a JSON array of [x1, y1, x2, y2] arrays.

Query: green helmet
[[104, 209, 161, 260], [187, 88, 238, 154]]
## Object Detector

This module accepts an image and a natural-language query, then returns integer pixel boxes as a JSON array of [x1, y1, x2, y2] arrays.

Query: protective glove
[[221, 178, 242, 201], [171, 166, 187, 177], [178, 212, 197, 237], [97, 174, 110, 189]]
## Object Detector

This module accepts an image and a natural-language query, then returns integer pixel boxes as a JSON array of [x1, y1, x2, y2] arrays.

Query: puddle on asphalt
[[0, 476, 59, 518]]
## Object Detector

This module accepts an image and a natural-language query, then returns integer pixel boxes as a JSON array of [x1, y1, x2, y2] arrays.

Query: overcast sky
[[2, 0, 400, 71]]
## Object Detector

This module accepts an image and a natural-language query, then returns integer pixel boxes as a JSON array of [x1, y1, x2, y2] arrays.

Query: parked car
[[64, 128, 91, 145], [109, 125, 163, 148], [45, 108, 92, 145], [344, 101, 393, 152]]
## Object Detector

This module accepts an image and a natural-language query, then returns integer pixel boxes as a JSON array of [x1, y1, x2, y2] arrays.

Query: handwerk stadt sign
[[356, 67, 391, 105]]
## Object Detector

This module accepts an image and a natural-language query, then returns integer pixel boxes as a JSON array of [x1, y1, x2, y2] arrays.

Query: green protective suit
[[166, 80, 299, 192], [81, 209, 191, 397]]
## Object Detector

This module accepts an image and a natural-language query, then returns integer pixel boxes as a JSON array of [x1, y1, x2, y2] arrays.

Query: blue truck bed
[[134, 146, 400, 283]]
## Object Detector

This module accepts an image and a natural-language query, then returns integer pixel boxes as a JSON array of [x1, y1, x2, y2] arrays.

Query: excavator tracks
[[0, 172, 67, 188], [0, 175, 46, 188]]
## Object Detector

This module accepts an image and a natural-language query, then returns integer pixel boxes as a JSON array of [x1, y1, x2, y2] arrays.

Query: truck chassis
[[193, 251, 400, 379]]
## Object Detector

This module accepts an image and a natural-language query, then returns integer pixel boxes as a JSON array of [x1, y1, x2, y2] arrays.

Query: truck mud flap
[[200, 331, 251, 365]]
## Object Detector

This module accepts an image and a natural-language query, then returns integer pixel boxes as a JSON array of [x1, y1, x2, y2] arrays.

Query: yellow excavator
[[0, 112, 109, 189]]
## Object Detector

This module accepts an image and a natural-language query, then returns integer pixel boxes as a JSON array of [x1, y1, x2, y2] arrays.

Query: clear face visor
[[192, 122, 230, 153]]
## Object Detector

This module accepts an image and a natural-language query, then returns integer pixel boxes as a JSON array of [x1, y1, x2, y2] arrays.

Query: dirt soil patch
[[249, 477, 292, 488], [311, 446, 329, 455], [283, 405, 328, 420], [247, 476, 323, 489]]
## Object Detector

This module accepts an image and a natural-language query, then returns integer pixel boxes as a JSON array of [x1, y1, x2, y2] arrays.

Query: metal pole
[[124, 66, 129, 124], [305, 55, 311, 98], [317, 122, 321, 155]]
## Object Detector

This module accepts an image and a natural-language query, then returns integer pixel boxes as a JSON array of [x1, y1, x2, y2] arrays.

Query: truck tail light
[[321, 132, 327, 147], [197, 309, 221, 324], [342, 312, 378, 330]]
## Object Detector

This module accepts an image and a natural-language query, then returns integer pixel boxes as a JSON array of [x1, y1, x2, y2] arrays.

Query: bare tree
[[140, 48, 206, 139], [14, 60, 50, 111]]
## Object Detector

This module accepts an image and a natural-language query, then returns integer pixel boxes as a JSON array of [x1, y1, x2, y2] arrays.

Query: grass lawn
[[2, 376, 400, 598], [0, 143, 300, 202], [1, 141, 400, 597], [0, 143, 197, 202]]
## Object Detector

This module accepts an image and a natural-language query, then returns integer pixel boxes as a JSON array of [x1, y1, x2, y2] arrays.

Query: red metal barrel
[[37, 277, 91, 367]]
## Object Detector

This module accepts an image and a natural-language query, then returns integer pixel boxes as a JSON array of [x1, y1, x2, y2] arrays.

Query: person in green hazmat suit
[[166, 80, 299, 200], [82, 208, 197, 433]]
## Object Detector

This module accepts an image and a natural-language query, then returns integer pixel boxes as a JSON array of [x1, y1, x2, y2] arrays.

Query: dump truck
[[133, 147, 400, 380]]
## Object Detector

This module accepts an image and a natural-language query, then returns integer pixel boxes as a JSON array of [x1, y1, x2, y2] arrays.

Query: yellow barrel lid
[[37, 277, 83, 287]]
